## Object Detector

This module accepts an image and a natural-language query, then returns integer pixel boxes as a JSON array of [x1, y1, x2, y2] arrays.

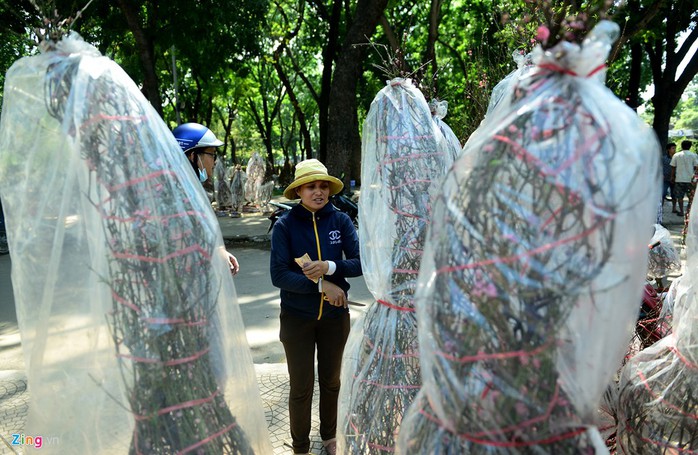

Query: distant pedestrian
[[270, 159, 362, 455], [663, 143, 677, 214], [670, 140, 697, 217]]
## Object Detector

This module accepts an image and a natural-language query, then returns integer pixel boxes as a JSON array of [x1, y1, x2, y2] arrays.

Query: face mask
[[198, 167, 208, 183], [196, 154, 208, 183]]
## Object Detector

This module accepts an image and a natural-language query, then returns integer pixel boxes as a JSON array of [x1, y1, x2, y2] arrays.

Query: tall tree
[[325, 0, 390, 182], [644, 0, 698, 148]]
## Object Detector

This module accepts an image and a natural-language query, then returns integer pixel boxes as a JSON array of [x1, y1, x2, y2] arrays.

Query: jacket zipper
[[311, 212, 324, 320]]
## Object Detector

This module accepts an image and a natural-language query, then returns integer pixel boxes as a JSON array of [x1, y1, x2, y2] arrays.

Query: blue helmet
[[172, 122, 223, 153]]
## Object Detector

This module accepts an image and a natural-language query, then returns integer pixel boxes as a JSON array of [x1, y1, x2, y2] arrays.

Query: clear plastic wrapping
[[429, 99, 462, 162], [245, 153, 266, 205], [215, 159, 233, 210], [646, 224, 681, 279], [338, 78, 454, 453], [396, 21, 660, 453], [0, 34, 271, 454], [616, 193, 698, 453], [486, 51, 534, 117], [230, 165, 246, 213]]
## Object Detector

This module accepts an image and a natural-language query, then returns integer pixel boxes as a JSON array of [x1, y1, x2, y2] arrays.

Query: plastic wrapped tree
[[615, 203, 698, 453], [429, 99, 462, 162], [229, 164, 246, 217], [0, 33, 271, 454], [395, 21, 660, 454], [215, 158, 233, 213], [485, 51, 535, 118], [245, 153, 266, 207], [338, 78, 454, 454]]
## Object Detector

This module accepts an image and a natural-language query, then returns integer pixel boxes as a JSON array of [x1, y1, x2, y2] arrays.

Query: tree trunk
[[625, 42, 643, 110], [317, 0, 342, 163], [116, 0, 163, 115], [326, 0, 390, 184], [646, 4, 698, 150]]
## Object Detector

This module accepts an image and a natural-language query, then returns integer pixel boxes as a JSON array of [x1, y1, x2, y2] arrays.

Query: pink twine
[[669, 345, 698, 370], [436, 218, 608, 275], [105, 169, 178, 192], [380, 134, 435, 142], [141, 317, 208, 327], [113, 243, 212, 263], [436, 339, 553, 364], [100, 209, 208, 223], [377, 299, 415, 313], [635, 369, 698, 419], [383, 178, 434, 191], [353, 375, 421, 390], [134, 390, 220, 421], [364, 337, 418, 359], [112, 290, 141, 313], [177, 422, 239, 455], [348, 417, 397, 452], [117, 347, 210, 366], [379, 151, 444, 166], [538, 63, 607, 78], [620, 420, 698, 454], [418, 384, 586, 447]]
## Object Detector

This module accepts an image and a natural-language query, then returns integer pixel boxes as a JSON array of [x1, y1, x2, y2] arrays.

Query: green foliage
[[673, 79, 698, 130]]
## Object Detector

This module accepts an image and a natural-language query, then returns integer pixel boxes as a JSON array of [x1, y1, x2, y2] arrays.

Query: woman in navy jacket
[[270, 159, 361, 455]]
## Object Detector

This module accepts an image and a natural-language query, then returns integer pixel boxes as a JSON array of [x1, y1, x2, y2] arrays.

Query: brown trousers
[[279, 309, 351, 454]]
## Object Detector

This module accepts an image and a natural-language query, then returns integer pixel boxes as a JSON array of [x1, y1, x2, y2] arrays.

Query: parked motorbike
[[267, 189, 359, 233]]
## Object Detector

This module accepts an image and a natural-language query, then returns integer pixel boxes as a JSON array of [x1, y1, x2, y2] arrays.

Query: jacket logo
[[329, 230, 341, 244]]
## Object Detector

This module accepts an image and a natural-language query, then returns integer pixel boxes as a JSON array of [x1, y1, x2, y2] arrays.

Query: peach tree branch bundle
[[616, 205, 698, 452], [338, 78, 454, 454], [396, 21, 660, 454], [215, 159, 233, 210], [37, 34, 267, 454]]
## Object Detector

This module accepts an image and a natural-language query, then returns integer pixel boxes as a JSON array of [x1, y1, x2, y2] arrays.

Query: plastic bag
[[0, 33, 271, 454], [486, 50, 534, 117], [616, 203, 698, 452], [429, 99, 462, 162], [215, 158, 233, 210], [245, 153, 266, 205], [647, 223, 681, 279], [338, 78, 454, 453], [230, 164, 246, 214], [396, 21, 660, 453]]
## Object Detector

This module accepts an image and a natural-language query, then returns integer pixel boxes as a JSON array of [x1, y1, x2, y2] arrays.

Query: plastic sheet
[[0, 33, 271, 454], [616, 197, 698, 453], [647, 224, 681, 279], [230, 165, 246, 214], [429, 99, 462, 162], [245, 153, 266, 205], [338, 78, 453, 453], [215, 159, 233, 210], [486, 51, 534, 117], [396, 21, 660, 453]]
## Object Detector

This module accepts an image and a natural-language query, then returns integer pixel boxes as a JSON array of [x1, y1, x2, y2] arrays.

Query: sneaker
[[322, 438, 337, 455]]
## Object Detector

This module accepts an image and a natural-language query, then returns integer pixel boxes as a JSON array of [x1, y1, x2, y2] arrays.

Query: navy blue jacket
[[270, 202, 362, 319]]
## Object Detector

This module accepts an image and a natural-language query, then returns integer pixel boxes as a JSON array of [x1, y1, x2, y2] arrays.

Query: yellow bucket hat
[[283, 159, 344, 200]]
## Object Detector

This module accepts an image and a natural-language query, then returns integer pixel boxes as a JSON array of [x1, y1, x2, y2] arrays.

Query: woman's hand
[[321, 280, 347, 308], [302, 260, 329, 282], [227, 252, 240, 276]]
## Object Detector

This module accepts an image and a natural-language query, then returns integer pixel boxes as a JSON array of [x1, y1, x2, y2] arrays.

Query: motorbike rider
[[172, 122, 239, 275], [173, 122, 223, 192]]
